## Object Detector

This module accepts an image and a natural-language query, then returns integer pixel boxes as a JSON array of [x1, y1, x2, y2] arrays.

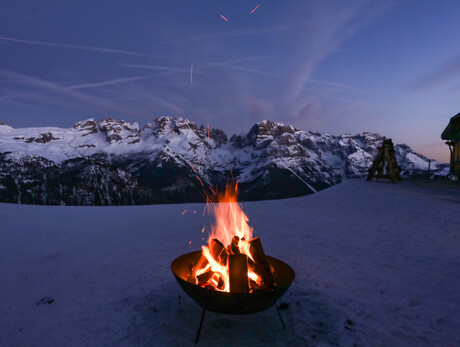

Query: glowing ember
[[209, 186, 217, 195], [250, 4, 260, 14], [188, 183, 275, 293], [195, 175, 204, 186]]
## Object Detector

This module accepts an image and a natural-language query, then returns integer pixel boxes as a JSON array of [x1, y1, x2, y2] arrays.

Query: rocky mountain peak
[[144, 116, 184, 136], [143, 117, 228, 147], [30, 132, 60, 143], [96, 117, 140, 144], [231, 120, 298, 149], [73, 119, 98, 137], [251, 120, 297, 137]]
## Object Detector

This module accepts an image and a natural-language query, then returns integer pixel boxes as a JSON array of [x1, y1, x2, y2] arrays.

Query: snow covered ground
[[0, 179, 459, 346]]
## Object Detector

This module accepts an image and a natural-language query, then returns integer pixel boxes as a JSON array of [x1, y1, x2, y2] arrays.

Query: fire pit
[[172, 251, 295, 314], [171, 183, 295, 343]]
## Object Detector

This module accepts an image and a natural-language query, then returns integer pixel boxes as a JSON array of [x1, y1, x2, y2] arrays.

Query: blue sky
[[1, 0, 459, 163]]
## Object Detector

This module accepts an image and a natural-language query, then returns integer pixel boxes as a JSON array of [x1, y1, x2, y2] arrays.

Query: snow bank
[[0, 179, 459, 346]]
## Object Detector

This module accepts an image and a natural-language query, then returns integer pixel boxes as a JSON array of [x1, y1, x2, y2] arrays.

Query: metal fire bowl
[[171, 251, 295, 314]]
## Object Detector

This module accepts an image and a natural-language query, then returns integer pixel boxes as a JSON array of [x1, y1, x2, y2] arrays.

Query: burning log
[[186, 182, 278, 293], [188, 238, 224, 283], [210, 238, 225, 260], [229, 254, 249, 293], [219, 247, 229, 266], [228, 235, 241, 255], [249, 237, 275, 289], [249, 279, 264, 292], [196, 271, 213, 286]]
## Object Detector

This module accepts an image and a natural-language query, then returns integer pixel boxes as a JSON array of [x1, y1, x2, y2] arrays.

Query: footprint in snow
[[36, 297, 54, 306]]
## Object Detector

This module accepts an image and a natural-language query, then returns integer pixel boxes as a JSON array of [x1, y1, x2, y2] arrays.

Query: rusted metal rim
[[171, 251, 295, 314]]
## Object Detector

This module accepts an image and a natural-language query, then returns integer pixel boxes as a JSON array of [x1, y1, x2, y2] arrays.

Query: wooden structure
[[441, 112, 460, 176], [366, 138, 401, 183]]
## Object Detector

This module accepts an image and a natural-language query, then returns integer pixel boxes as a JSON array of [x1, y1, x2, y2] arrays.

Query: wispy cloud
[[289, 2, 394, 99], [160, 17, 351, 46], [314, 92, 372, 106], [0, 35, 153, 57], [408, 51, 460, 91], [245, 99, 274, 120], [122, 64, 189, 72], [126, 56, 363, 93], [66, 72, 178, 91], [209, 62, 365, 92], [0, 69, 147, 117], [0, 35, 197, 64], [0, 2, 393, 132]]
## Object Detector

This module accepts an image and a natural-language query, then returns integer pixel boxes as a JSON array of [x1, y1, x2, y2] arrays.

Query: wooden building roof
[[441, 112, 460, 141]]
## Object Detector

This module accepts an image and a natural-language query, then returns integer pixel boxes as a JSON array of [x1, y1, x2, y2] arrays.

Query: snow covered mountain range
[[0, 117, 448, 205]]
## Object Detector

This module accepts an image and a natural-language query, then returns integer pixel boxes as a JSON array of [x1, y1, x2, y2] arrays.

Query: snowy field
[[1, 179, 459, 346]]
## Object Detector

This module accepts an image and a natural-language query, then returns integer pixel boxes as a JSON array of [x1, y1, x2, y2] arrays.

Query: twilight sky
[[1, 1, 459, 163]]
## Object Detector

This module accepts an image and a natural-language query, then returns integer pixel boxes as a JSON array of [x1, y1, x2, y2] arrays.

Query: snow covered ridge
[[0, 117, 449, 205]]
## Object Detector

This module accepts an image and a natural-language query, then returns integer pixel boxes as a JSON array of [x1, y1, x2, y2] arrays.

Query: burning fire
[[188, 183, 275, 293]]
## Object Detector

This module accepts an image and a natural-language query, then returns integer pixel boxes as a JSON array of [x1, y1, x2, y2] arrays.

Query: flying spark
[[166, 125, 175, 134], [207, 123, 210, 140], [209, 186, 217, 195], [182, 209, 188, 215], [196, 175, 204, 186], [190, 64, 193, 84], [189, 161, 196, 172], [250, 4, 260, 14], [220, 14, 228, 22]]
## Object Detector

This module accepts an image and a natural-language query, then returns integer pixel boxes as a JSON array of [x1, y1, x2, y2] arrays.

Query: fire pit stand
[[193, 301, 287, 344], [172, 251, 295, 343]]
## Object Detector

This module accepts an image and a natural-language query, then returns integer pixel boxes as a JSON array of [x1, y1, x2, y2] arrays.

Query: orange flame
[[207, 183, 252, 246], [189, 182, 262, 292], [201, 244, 230, 292]]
